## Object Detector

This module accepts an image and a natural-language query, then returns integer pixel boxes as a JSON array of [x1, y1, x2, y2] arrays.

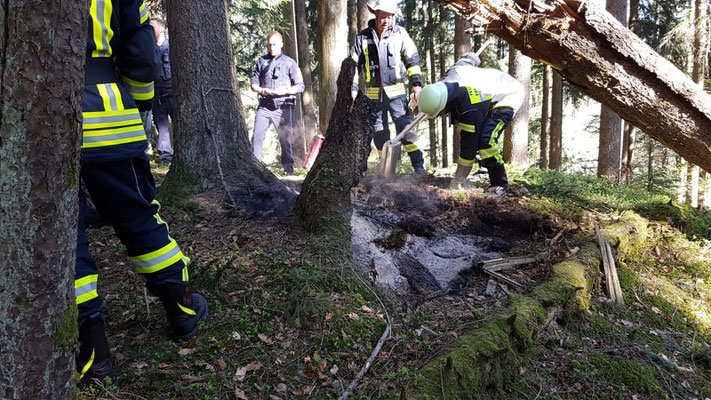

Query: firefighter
[[351, 0, 426, 174], [417, 53, 524, 194], [149, 18, 174, 166], [77, 0, 207, 386], [250, 31, 305, 175]]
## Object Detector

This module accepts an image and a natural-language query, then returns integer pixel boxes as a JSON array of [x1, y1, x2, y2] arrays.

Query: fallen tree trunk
[[295, 58, 376, 234], [437, 0, 711, 173]]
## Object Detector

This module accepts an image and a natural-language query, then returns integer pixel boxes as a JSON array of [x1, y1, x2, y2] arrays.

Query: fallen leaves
[[234, 361, 263, 382]]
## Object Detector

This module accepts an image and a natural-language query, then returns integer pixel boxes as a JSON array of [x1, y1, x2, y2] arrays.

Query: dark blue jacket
[[82, 0, 157, 163], [155, 39, 172, 90], [251, 53, 304, 109]]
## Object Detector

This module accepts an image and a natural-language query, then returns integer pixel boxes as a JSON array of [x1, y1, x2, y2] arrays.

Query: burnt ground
[[78, 166, 711, 400]]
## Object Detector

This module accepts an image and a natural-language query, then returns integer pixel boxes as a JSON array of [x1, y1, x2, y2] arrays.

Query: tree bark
[[318, 1, 348, 137], [282, 1, 306, 165], [540, 64, 551, 169], [503, 49, 531, 165], [348, 0, 358, 45], [646, 138, 654, 192], [296, 59, 376, 234], [678, 159, 688, 204], [549, 71, 563, 171], [439, 5, 449, 167], [166, 0, 291, 213], [436, 0, 711, 173], [426, 1, 438, 167], [357, 0, 371, 29], [691, 165, 701, 208], [596, 0, 628, 180], [0, 1, 86, 398], [453, 15, 472, 164], [621, 121, 635, 183], [295, 0, 318, 143]]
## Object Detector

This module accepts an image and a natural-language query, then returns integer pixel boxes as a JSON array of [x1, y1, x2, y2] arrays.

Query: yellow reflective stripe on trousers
[[79, 350, 96, 380], [489, 121, 505, 147], [178, 302, 197, 315], [459, 122, 476, 133], [458, 157, 476, 167], [407, 66, 422, 76], [366, 87, 380, 100], [479, 143, 502, 159], [182, 266, 189, 282], [75, 274, 99, 304], [151, 199, 168, 228], [121, 76, 154, 101], [130, 239, 186, 274], [383, 83, 406, 98], [90, 0, 114, 57], [139, 0, 149, 23], [403, 143, 419, 153]]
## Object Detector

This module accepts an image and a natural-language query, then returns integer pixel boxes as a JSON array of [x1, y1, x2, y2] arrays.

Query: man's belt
[[85, 57, 118, 85]]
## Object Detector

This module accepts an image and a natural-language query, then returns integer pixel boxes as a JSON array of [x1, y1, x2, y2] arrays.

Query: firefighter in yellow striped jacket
[[350, 0, 426, 173], [418, 53, 524, 193], [76, 0, 207, 386]]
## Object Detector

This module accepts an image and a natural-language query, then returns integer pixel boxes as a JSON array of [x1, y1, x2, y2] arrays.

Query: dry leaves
[[234, 361, 263, 382]]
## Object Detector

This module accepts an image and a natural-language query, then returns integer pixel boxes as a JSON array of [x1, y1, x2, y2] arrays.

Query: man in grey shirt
[[250, 31, 304, 174]]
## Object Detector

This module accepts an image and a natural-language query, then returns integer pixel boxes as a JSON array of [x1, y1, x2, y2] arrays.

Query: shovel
[[378, 111, 427, 178]]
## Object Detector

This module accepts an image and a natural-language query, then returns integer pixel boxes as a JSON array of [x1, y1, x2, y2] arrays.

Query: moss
[[588, 354, 664, 396], [68, 163, 79, 189], [602, 211, 648, 261], [53, 303, 78, 351], [509, 295, 547, 348], [410, 317, 526, 399], [533, 242, 599, 315], [156, 172, 199, 208]]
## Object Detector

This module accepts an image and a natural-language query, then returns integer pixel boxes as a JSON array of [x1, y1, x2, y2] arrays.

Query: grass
[[78, 164, 711, 399]]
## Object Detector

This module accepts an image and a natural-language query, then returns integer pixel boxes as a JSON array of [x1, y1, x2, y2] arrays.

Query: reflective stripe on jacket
[[350, 20, 422, 100], [83, 0, 157, 163]]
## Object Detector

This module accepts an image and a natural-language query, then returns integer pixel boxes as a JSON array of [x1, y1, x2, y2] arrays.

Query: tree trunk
[[439, 5, 449, 167], [621, 121, 635, 183], [704, 172, 711, 208], [348, 0, 358, 45], [318, 1, 348, 137], [692, 0, 709, 86], [691, 165, 701, 208], [646, 138, 654, 192], [295, 0, 318, 143], [0, 2, 86, 398], [679, 159, 688, 204], [282, 1, 306, 165], [357, 0, 371, 30], [540, 64, 551, 169], [166, 0, 291, 213], [426, 1, 438, 167], [549, 71, 563, 171], [503, 49, 531, 165], [296, 59, 376, 234], [437, 0, 711, 173], [453, 15, 472, 164], [596, 0, 628, 180]]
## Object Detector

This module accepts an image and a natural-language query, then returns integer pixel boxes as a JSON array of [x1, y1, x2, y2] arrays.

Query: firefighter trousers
[[372, 95, 424, 169], [75, 153, 189, 325]]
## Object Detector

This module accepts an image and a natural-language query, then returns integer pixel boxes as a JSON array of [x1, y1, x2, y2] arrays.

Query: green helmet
[[419, 82, 449, 118]]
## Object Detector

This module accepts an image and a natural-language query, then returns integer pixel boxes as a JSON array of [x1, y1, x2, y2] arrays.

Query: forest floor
[[77, 160, 711, 400]]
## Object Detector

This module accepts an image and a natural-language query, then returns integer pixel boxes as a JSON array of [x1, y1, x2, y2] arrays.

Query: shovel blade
[[378, 140, 401, 178]]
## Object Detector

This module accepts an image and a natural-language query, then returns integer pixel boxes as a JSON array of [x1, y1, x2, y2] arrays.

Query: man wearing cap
[[351, 0, 426, 174], [418, 53, 524, 194]]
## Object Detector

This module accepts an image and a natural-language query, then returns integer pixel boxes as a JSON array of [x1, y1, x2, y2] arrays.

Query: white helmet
[[418, 82, 450, 118], [368, 0, 398, 15]]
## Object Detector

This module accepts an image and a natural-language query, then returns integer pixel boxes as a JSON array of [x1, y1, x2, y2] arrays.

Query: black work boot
[[77, 317, 117, 390], [487, 164, 509, 188], [148, 283, 208, 341], [407, 149, 426, 174]]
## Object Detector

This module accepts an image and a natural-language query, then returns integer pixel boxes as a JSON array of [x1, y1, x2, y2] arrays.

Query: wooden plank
[[605, 242, 625, 304], [595, 224, 617, 302], [481, 256, 538, 272]]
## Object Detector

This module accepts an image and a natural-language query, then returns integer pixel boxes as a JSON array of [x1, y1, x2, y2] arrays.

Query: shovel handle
[[389, 112, 427, 145]]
